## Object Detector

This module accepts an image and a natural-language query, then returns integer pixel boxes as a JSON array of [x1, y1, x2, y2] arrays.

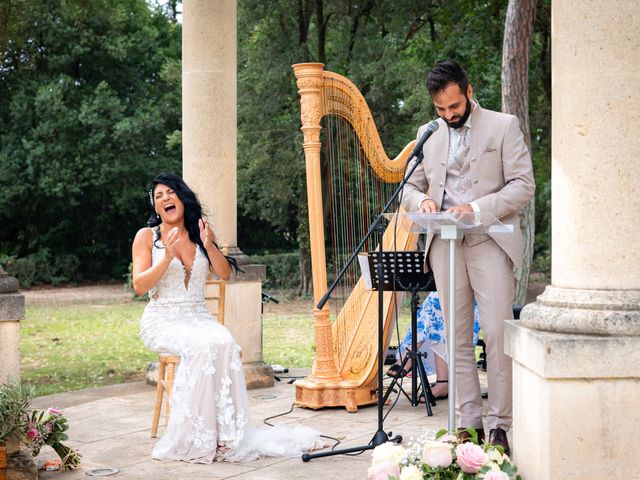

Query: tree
[[0, 0, 182, 282], [0, 0, 551, 289], [237, 0, 513, 291], [501, 0, 538, 305]]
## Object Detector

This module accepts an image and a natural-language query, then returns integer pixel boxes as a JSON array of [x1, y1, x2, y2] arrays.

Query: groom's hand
[[419, 198, 438, 213], [446, 204, 473, 213]]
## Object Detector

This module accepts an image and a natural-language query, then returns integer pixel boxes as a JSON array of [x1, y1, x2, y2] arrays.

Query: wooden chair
[[150, 246, 229, 438]]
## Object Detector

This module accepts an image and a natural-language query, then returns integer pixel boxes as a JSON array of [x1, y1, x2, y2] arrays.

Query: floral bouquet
[[368, 429, 521, 480], [22, 407, 81, 470]]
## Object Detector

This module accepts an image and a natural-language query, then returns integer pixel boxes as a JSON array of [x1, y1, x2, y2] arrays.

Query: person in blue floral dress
[[386, 291, 480, 399]]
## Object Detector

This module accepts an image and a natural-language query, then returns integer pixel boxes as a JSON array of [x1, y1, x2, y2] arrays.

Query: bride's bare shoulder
[[133, 227, 155, 249]]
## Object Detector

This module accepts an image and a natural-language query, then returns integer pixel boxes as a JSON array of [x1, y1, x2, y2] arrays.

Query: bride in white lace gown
[[132, 173, 324, 463]]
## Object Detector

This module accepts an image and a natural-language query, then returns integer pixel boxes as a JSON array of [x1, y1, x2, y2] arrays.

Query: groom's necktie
[[454, 125, 470, 167]]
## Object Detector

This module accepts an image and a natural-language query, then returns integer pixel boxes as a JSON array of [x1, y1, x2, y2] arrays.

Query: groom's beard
[[444, 96, 472, 129]]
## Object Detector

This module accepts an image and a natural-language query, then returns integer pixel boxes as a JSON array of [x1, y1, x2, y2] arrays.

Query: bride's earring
[[155, 211, 160, 220]]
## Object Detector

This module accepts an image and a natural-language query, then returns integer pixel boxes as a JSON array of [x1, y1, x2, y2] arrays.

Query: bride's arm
[[131, 227, 179, 296]]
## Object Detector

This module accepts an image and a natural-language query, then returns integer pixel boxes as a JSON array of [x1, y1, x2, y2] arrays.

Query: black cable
[[262, 403, 295, 426]]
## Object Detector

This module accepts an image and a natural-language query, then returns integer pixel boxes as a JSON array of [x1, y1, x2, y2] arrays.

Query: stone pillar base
[[243, 362, 275, 390], [6, 450, 37, 480], [208, 263, 266, 364], [519, 286, 640, 335], [0, 290, 24, 384], [505, 320, 640, 479]]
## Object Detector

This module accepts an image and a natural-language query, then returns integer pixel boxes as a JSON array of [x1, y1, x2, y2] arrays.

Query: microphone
[[409, 120, 439, 159]]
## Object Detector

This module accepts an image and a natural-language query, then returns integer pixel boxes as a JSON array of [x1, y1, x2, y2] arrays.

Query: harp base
[[294, 379, 377, 413]]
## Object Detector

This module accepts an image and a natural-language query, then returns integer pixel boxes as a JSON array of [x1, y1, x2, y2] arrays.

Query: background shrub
[[1, 249, 81, 287], [250, 252, 300, 290]]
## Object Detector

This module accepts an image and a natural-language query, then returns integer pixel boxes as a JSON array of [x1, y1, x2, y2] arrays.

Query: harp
[[292, 63, 419, 412]]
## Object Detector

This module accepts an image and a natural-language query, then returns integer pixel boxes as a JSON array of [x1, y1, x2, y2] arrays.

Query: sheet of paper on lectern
[[358, 253, 372, 290], [487, 223, 514, 233]]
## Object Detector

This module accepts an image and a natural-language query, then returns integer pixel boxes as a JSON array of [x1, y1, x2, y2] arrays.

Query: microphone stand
[[302, 142, 429, 462]]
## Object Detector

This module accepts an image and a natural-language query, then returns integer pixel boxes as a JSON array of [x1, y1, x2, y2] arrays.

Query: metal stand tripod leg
[[382, 285, 436, 415], [414, 352, 436, 414], [408, 285, 435, 414]]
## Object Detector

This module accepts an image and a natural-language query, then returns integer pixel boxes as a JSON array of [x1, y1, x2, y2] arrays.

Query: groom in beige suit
[[402, 61, 534, 454]]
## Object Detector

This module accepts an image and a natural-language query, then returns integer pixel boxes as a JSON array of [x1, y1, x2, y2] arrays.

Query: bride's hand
[[164, 227, 180, 260], [199, 218, 217, 246]]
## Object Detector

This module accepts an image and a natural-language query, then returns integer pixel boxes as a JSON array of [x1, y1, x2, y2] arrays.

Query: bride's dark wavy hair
[[147, 172, 238, 272]]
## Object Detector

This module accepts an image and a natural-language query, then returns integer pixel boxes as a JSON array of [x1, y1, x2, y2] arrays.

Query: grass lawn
[[21, 299, 412, 397], [21, 303, 151, 396]]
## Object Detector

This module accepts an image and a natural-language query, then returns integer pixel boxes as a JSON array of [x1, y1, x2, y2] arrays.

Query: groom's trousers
[[428, 235, 515, 431]]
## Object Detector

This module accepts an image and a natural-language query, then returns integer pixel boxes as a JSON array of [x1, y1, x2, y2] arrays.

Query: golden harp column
[[292, 63, 341, 381]]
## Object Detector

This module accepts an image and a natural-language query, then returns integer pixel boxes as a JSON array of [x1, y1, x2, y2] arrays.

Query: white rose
[[422, 440, 453, 468], [488, 447, 507, 466], [483, 471, 510, 480], [371, 442, 404, 466], [399, 464, 422, 480]]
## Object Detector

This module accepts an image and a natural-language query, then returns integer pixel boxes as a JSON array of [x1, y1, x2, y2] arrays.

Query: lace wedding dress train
[[140, 239, 324, 463]]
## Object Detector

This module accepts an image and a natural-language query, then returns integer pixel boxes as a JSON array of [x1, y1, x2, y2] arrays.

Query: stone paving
[[30, 370, 489, 480]]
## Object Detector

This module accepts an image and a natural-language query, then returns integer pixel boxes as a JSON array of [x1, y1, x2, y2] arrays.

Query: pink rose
[[456, 442, 489, 474], [422, 440, 453, 468], [367, 461, 400, 480], [48, 407, 62, 415], [484, 471, 510, 480], [26, 428, 39, 440]]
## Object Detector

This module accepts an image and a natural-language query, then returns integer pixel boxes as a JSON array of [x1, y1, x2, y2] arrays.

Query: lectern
[[385, 211, 513, 432]]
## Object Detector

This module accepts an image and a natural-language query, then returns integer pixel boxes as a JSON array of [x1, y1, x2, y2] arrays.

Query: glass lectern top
[[383, 211, 514, 235]]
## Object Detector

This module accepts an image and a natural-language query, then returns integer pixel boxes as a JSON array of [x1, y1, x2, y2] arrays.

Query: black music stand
[[365, 252, 438, 415]]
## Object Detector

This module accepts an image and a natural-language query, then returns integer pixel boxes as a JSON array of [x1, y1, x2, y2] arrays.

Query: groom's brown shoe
[[488, 427, 511, 456], [457, 428, 485, 444]]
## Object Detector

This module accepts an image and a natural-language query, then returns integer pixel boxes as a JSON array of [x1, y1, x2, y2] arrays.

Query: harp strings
[[322, 78, 398, 363]]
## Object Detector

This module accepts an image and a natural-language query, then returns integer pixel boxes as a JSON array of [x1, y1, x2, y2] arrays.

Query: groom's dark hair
[[426, 60, 469, 97]]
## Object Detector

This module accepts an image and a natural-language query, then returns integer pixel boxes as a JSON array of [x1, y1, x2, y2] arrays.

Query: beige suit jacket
[[402, 104, 535, 269]]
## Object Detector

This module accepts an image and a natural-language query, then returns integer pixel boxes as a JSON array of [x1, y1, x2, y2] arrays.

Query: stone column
[[505, 1, 640, 478], [182, 0, 236, 247], [0, 266, 38, 480], [0, 266, 22, 385], [182, 0, 272, 388]]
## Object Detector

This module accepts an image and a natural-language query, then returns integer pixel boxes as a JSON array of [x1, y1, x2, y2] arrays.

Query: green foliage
[[533, 177, 551, 256], [0, 0, 182, 283], [0, 250, 80, 287], [250, 252, 300, 290], [1, 0, 551, 284], [238, 0, 551, 270], [0, 381, 35, 442]]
